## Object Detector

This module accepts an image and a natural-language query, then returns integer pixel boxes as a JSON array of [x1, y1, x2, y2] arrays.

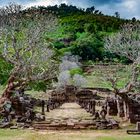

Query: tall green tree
[[0, 4, 58, 99]]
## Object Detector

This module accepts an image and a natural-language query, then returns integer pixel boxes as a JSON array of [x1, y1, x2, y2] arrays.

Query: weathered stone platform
[[33, 103, 96, 130]]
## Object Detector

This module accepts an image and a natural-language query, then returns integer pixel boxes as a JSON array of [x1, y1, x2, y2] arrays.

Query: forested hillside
[[27, 4, 137, 62], [0, 4, 137, 86]]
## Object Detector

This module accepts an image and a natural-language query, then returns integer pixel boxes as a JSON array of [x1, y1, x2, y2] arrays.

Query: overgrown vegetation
[[0, 3, 138, 90]]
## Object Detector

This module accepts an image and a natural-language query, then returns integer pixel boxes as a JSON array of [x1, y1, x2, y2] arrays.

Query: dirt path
[[45, 103, 93, 121]]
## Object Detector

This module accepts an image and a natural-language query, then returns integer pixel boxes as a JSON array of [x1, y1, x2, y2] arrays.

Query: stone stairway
[[33, 103, 96, 130]]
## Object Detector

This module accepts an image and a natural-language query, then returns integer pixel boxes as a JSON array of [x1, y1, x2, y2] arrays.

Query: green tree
[[71, 34, 103, 60], [0, 4, 58, 99]]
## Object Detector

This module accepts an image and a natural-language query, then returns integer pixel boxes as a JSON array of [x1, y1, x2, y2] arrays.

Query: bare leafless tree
[[0, 4, 58, 99], [73, 74, 86, 88], [104, 23, 140, 119], [105, 23, 140, 94], [57, 53, 86, 89]]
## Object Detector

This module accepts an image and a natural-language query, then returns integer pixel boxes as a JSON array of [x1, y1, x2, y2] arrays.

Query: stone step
[[33, 121, 96, 130]]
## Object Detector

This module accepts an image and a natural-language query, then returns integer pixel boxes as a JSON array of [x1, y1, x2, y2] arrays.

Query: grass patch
[[0, 129, 28, 140], [0, 129, 140, 140], [85, 64, 131, 89]]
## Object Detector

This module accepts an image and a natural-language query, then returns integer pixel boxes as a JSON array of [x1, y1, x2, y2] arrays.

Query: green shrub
[[70, 68, 83, 76]]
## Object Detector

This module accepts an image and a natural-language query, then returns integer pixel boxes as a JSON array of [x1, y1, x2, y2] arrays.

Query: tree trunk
[[0, 75, 16, 108], [116, 92, 130, 120], [123, 101, 129, 120], [2, 75, 16, 98], [0, 74, 27, 115], [116, 98, 121, 117]]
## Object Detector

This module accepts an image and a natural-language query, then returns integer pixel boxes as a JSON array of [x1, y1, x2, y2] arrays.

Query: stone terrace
[[33, 103, 96, 130]]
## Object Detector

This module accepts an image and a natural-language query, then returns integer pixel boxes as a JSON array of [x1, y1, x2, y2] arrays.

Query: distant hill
[[22, 4, 136, 61]]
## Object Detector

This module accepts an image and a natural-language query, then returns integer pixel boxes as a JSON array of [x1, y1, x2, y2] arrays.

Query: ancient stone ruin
[[1, 84, 140, 130]]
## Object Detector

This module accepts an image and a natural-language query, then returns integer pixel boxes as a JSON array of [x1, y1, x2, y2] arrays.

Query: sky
[[0, 0, 139, 19]]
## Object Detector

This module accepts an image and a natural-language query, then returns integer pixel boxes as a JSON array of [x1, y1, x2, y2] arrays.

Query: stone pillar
[[117, 98, 125, 118], [136, 122, 140, 130], [41, 100, 45, 115], [91, 100, 96, 115]]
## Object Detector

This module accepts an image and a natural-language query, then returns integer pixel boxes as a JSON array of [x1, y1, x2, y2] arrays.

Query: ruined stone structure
[[1, 84, 140, 130]]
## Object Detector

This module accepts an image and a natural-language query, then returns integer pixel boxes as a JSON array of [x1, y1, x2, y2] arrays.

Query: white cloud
[[122, 0, 137, 11], [23, 0, 69, 7], [24, 0, 140, 19], [96, 0, 140, 19]]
